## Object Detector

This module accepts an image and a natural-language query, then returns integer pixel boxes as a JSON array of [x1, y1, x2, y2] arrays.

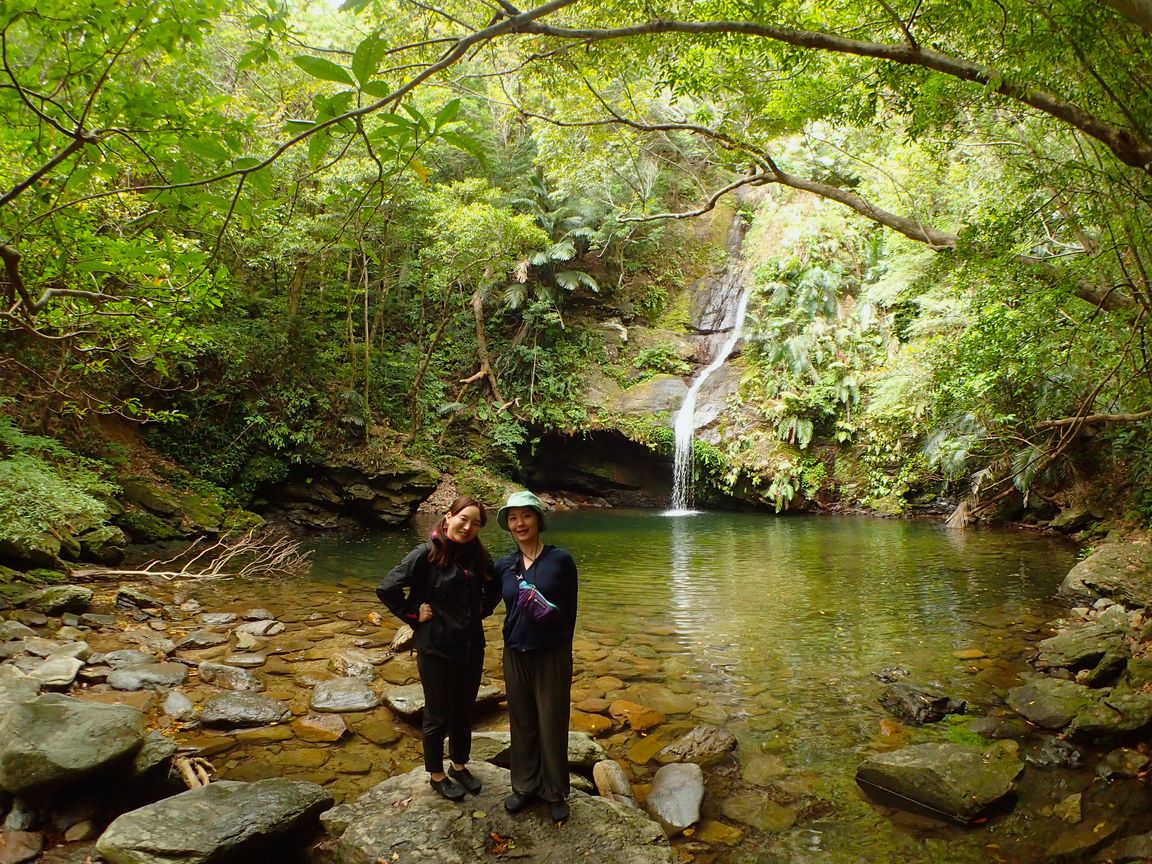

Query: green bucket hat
[[496, 490, 548, 532]]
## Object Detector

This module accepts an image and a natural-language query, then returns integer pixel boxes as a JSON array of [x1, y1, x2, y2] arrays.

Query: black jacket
[[377, 542, 501, 661], [496, 544, 578, 652]]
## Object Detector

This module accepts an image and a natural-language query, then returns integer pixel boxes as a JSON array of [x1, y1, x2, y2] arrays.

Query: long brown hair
[[427, 495, 490, 575]]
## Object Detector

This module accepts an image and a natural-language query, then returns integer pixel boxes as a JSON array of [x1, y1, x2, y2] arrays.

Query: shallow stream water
[[197, 510, 1088, 862]]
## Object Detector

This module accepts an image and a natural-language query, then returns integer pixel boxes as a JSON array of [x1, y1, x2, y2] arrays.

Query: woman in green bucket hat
[[493, 490, 579, 824]]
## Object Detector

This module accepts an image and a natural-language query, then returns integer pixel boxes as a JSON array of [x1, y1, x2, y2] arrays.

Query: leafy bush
[[0, 414, 116, 543]]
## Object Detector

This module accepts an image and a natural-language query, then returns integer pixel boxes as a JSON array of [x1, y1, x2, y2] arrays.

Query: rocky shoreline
[[0, 531, 1149, 863]]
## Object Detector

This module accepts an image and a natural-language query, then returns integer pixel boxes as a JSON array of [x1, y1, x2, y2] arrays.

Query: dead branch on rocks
[[173, 755, 214, 788], [74, 529, 312, 581]]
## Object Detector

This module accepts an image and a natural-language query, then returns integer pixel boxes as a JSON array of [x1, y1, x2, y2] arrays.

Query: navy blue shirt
[[495, 545, 578, 652]]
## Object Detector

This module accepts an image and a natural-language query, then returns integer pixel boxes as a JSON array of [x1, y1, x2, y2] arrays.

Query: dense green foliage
[[0, 408, 114, 544], [3, 0, 1152, 525]]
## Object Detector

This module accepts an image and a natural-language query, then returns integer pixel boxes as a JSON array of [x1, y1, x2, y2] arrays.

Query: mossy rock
[[116, 506, 182, 543], [78, 525, 128, 565], [172, 488, 225, 534], [119, 479, 182, 516], [221, 509, 265, 535], [0, 533, 63, 569]]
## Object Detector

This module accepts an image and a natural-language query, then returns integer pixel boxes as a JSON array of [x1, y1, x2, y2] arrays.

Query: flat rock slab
[[200, 693, 290, 729], [96, 778, 333, 864], [107, 663, 188, 692], [176, 631, 230, 651], [310, 678, 380, 713], [382, 683, 503, 721], [322, 762, 674, 864], [856, 742, 1022, 822]]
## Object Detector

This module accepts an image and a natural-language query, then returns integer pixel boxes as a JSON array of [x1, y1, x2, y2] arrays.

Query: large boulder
[[20, 585, 93, 615], [1061, 541, 1152, 608], [0, 534, 62, 570], [1067, 690, 1152, 740], [78, 524, 128, 565], [323, 762, 674, 864], [607, 375, 688, 416], [1035, 620, 1131, 676], [0, 694, 145, 796], [856, 742, 1022, 822], [96, 778, 333, 864]]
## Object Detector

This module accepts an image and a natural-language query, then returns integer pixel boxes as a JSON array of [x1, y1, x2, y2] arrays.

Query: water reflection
[[298, 509, 1078, 863]]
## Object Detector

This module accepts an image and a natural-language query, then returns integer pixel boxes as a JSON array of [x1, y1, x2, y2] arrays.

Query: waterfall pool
[[182, 509, 1135, 863]]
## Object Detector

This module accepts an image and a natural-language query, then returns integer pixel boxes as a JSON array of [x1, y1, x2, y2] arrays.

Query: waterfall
[[666, 215, 752, 514]]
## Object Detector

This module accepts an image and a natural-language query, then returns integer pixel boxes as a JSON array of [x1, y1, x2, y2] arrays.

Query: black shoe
[[549, 800, 569, 823], [448, 765, 482, 795], [503, 791, 536, 813], [429, 776, 465, 801]]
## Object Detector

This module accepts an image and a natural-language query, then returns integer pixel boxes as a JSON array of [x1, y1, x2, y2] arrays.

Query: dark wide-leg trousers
[[503, 643, 573, 802], [416, 651, 484, 774]]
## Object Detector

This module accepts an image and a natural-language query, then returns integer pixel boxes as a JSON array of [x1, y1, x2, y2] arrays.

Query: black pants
[[503, 643, 573, 802], [416, 651, 484, 774]]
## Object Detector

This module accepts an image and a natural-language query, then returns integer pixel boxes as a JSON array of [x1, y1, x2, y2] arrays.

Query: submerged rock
[[656, 724, 737, 765], [878, 683, 966, 725], [96, 778, 333, 864], [856, 742, 1022, 822]]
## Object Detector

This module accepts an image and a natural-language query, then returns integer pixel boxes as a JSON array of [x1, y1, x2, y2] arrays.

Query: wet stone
[[28, 656, 83, 689], [292, 713, 348, 742], [222, 653, 266, 668], [116, 588, 163, 610], [200, 613, 238, 626], [99, 649, 153, 669], [234, 620, 285, 637], [354, 716, 400, 746], [311, 678, 381, 713], [721, 796, 798, 833], [177, 630, 229, 650], [243, 608, 274, 621], [162, 690, 195, 720], [234, 725, 294, 744], [198, 661, 264, 692], [107, 662, 188, 691], [0, 830, 43, 863], [200, 692, 290, 728]]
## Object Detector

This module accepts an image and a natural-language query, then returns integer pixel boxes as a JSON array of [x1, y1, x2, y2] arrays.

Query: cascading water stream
[[665, 282, 753, 513]]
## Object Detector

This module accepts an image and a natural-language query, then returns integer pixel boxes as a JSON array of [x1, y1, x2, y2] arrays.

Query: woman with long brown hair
[[377, 495, 501, 800]]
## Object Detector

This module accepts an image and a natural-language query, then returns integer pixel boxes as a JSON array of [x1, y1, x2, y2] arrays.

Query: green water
[[300, 509, 1082, 863]]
